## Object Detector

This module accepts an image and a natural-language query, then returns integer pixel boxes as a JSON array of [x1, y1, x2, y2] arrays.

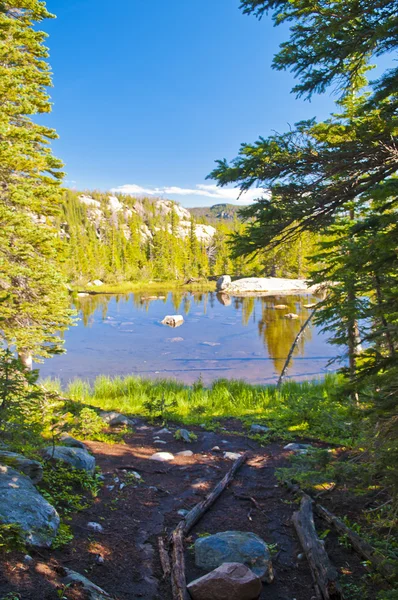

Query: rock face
[[59, 433, 86, 449], [175, 428, 192, 443], [0, 465, 59, 547], [0, 450, 43, 484], [187, 562, 262, 600], [43, 446, 95, 475], [216, 275, 231, 291], [161, 315, 184, 327], [99, 411, 136, 427], [195, 531, 273, 583], [222, 277, 318, 296], [63, 568, 110, 599]]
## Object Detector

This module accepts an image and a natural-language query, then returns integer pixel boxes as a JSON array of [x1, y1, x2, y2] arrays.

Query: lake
[[38, 290, 338, 385]]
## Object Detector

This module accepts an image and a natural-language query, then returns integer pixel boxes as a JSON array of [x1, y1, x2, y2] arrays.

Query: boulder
[[250, 424, 270, 435], [0, 450, 43, 484], [194, 531, 273, 583], [0, 465, 59, 547], [92, 279, 103, 286], [177, 450, 194, 457], [150, 452, 174, 462], [99, 411, 136, 427], [63, 568, 110, 599], [283, 443, 313, 454], [43, 446, 95, 475], [59, 433, 86, 449], [216, 275, 232, 291], [161, 315, 184, 327], [187, 562, 262, 600], [224, 452, 242, 461], [224, 277, 317, 296]]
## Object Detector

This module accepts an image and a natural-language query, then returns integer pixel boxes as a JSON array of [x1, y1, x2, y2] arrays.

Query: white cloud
[[110, 183, 266, 204]]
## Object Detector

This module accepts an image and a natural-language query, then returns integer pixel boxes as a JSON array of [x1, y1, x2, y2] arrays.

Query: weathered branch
[[158, 536, 171, 578], [292, 495, 343, 600], [170, 526, 189, 600]]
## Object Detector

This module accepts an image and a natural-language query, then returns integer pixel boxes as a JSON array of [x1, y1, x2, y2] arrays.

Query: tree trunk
[[277, 307, 318, 387], [374, 273, 395, 357], [18, 351, 32, 370]]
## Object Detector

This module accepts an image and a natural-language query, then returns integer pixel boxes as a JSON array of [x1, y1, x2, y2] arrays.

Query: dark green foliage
[[0, 524, 26, 554], [143, 392, 178, 422]]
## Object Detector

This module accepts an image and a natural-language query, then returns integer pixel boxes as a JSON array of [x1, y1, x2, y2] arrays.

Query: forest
[[0, 0, 397, 599]]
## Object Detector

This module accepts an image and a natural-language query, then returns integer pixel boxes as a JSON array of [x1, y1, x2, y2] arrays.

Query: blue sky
[[41, 0, 380, 206]]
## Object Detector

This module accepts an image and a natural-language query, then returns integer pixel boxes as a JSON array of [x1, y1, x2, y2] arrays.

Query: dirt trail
[[0, 422, 367, 599]]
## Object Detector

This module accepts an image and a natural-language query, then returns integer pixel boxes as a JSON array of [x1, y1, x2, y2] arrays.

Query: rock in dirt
[[150, 452, 174, 462], [0, 465, 59, 547], [224, 452, 242, 461], [59, 432, 86, 449], [216, 275, 231, 291], [211, 446, 221, 452], [156, 428, 171, 435], [63, 568, 110, 599], [161, 314, 184, 327], [175, 428, 192, 443], [177, 450, 194, 457], [178, 509, 189, 517], [195, 531, 274, 583], [250, 424, 270, 435], [154, 440, 168, 444], [187, 562, 262, 600], [0, 450, 43, 484], [100, 410, 136, 427], [43, 446, 95, 475], [87, 521, 104, 533], [284, 443, 313, 454]]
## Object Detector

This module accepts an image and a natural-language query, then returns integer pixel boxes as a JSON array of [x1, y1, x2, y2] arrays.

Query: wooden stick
[[178, 451, 249, 536], [292, 495, 343, 600], [314, 503, 396, 582], [277, 306, 318, 388], [168, 451, 249, 600], [158, 536, 171, 578]]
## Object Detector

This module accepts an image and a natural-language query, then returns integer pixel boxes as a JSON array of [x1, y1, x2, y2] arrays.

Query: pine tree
[[0, 1, 73, 363]]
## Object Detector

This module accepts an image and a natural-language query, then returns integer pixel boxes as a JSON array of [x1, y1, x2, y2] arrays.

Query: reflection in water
[[42, 290, 335, 385]]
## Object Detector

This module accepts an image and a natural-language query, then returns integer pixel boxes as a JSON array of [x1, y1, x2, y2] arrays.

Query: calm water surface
[[39, 291, 338, 385]]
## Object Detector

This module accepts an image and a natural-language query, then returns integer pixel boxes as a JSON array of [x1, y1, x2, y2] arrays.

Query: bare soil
[[0, 421, 373, 599]]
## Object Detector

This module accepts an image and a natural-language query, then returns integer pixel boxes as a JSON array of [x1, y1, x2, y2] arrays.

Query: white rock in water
[[161, 315, 184, 327], [285, 313, 299, 319], [150, 452, 174, 462], [216, 275, 232, 291]]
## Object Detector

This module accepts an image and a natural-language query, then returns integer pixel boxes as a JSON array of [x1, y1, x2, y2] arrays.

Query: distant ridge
[[189, 203, 244, 223]]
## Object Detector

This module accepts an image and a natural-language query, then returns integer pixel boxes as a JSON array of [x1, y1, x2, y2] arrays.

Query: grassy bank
[[43, 374, 363, 446], [73, 280, 217, 295]]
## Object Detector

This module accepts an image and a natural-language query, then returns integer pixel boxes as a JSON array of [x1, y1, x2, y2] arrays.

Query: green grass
[[72, 280, 217, 294], [43, 373, 364, 446]]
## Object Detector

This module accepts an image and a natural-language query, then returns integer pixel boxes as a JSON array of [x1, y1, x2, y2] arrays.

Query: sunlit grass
[[72, 280, 217, 294], [42, 373, 365, 445]]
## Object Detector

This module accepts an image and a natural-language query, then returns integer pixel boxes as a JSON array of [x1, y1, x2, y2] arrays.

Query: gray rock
[[24, 554, 33, 564], [194, 531, 273, 583], [161, 314, 184, 327], [188, 562, 262, 600], [0, 450, 43, 484], [216, 275, 231, 291], [285, 313, 299, 319], [224, 452, 242, 461], [250, 424, 270, 435], [0, 465, 59, 547], [211, 446, 221, 452], [283, 443, 313, 453], [154, 440, 168, 444], [59, 432, 86, 449], [177, 450, 194, 457], [175, 428, 192, 443], [43, 446, 95, 475], [150, 452, 174, 462], [87, 521, 104, 533], [63, 568, 110, 599], [177, 509, 189, 517], [156, 428, 171, 435], [99, 411, 136, 427]]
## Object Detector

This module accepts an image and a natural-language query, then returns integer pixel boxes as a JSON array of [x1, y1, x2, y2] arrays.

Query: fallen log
[[178, 451, 249, 536], [170, 526, 189, 600], [314, 503, 396, 582], [292, 495, 343, 600], [168, 451, 249, 600], [284, 479, 396, 583]]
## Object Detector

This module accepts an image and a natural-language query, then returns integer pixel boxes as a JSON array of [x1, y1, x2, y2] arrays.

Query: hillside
[[189, 203, 243, 223]]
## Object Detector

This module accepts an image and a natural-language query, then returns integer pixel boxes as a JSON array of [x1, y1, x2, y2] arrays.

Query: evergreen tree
[[0, 1, 73, 363]]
